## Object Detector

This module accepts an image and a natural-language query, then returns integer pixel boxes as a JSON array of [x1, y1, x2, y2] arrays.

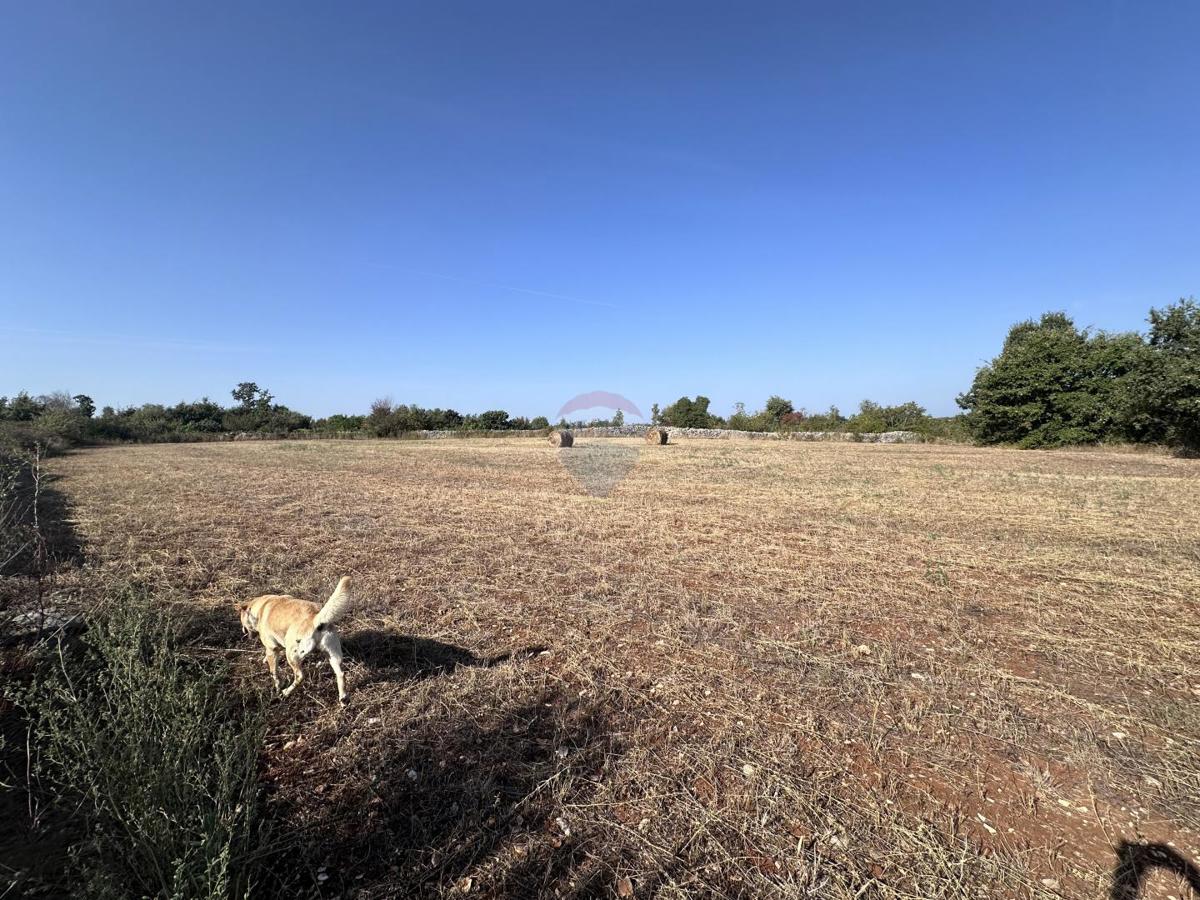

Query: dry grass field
[[47, 437, 1200, 899]]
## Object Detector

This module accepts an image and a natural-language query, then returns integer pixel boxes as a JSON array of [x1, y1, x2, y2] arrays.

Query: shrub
[[315, 413, 367, 432], [726, 402, 754, 431], [472, 410, 511, 430], [798, 406, 846, 431], [11, 594, 275, 899], [658, 396, 723, 428], [846, 400, 931, 434]]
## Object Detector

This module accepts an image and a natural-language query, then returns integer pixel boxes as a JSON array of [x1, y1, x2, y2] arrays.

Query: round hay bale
[[549, 429, 574, 447], [645, 427, 669, 445]]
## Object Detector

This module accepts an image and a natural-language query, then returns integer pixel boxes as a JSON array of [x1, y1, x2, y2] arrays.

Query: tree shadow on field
[[1, 470, 84, 610], [347, 628, 548, 686], [276, 688, 623, 898], [34, 475, 84, 571], [1111, 841, 1200, 899], [0, 469, 86, 896]]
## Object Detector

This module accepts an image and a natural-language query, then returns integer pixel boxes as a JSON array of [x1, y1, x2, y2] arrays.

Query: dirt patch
[[44, 438, 1200, 898]]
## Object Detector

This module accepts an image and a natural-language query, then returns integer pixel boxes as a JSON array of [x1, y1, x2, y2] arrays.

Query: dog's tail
[[314, 576, 353, 628]]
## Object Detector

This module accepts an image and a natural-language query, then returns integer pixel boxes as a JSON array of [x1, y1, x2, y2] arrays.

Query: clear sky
[[1, 1, 1197, 419]]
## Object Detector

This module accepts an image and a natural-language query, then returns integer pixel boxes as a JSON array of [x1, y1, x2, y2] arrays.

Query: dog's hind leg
[[265, 647, 281, 691], [323, 632, 348, 703], [280, 650, 304, 698]]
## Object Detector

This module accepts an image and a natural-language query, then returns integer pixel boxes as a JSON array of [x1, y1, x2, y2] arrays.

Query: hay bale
[[549, 429, 574, 447], [645, 427, 669, 445]]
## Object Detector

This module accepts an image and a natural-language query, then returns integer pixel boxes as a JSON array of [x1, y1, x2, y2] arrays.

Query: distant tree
[[612, 409, 624, 426], [317, 414, 367, 432], [764, 395, 794, 424], [650, 403, 661, 425], [530, 416, 550, 430], [475, 410, 510, 430], [846, 400, 930, 433], [658, 395, 722, 428], [72, 394, 95, 418], [727, 402, 752, 431], [804, 405, 846, 431], [430, 408, 464, 429], [957, 312, 1142, 447], [232, 382, 259, 408], [170, 398, 225, 432], [3, 392, 44, 422], [232, 382, 272, 410]]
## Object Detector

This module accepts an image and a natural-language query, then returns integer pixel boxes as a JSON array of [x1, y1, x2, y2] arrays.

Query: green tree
[[764, 395, 794, 425], [658, 395, 722, 428], [72, 394, 96, 418], [1119, 298, 1200, 453], [957, 312, 1141, 447], [1, 392, 45, 422], [847, 400, 930, 433], [727, 402, 752, 431], [231, 382, 272, 410], [475, 410, 510, 430]]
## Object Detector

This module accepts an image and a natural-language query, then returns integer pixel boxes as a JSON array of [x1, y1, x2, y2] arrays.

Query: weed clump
[[11, 594, 274, 899]]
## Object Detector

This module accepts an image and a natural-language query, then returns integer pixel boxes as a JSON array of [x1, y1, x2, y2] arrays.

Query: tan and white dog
[[239, 576, 353, 702]]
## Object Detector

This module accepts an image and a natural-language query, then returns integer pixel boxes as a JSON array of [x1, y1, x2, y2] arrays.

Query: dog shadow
[[1111, 841, 1200, 899], [273, 687, 626, 898], [346, 628, 547, 686]]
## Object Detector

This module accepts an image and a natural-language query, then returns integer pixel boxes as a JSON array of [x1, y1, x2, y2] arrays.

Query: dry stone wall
[[570, 424, 921, 443]]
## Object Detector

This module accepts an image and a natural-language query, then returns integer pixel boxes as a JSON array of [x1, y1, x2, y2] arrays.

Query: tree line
[[649, 395, 962, 438], [1, 297, 1196, 452]]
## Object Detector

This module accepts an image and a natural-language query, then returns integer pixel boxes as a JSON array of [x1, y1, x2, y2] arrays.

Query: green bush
[[957, 302, 1198, 452], [1117, 298, 1200, 453], [657, 395, 723, 428], [958, 313, 1127, 447], [11, 595, 275, 899], [315, 413, 367, 432], [846, 400, 932, 434], [789, 406, 846, 432]]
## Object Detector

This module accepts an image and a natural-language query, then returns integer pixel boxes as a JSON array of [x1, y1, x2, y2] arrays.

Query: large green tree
[[1118, 298, 1200, 452], [658, 395, 722, 428], [957, 312, 1143, 447]]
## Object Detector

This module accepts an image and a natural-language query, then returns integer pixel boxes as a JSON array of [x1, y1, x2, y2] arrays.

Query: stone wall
[[570, 424, 921, 443]]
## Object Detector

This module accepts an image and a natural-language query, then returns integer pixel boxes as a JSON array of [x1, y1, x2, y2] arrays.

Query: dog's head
[[238, 604, 257, 636]]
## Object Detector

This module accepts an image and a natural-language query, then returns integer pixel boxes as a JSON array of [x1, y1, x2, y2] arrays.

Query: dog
[[239, 575, 353, 702]]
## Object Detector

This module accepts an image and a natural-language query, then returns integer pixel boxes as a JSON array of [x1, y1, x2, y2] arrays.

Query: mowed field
[[50, 437, 1200, 899]]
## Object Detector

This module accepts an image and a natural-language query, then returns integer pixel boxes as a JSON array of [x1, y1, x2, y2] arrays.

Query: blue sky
[[1, 1, 1197, 419]]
